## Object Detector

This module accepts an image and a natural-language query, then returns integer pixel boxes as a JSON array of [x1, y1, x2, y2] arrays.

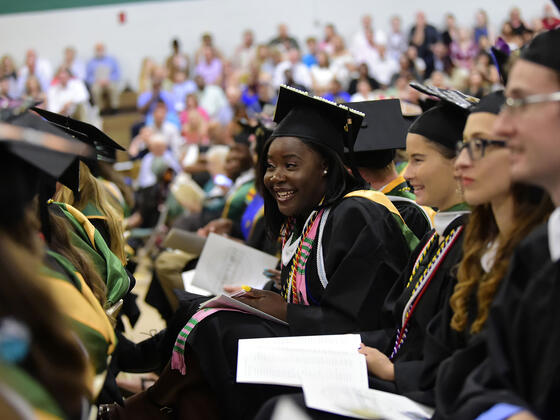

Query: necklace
[[390, 226, 464, 360]]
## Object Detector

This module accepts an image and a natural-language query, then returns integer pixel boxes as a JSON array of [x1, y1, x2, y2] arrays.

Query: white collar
[[433, 210, 470, 236], [548, 207, 560, 262], [481, 240, 499, 273]]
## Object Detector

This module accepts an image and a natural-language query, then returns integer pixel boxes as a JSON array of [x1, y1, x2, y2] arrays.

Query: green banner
[[0, 0, 188, 15]]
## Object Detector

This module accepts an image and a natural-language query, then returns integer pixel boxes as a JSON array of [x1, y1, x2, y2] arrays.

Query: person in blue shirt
[[86, 43, 121, 114]]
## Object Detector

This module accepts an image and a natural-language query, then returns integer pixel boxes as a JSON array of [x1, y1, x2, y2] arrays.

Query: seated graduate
[[255, 86, 473, 420], [28, 107, 132, 304], [433, 28, 560, 420], [29, 108, 129, 267], [103, 85, 412, 419], [344, 98, 434, 241], [358, 89, 474, 397]]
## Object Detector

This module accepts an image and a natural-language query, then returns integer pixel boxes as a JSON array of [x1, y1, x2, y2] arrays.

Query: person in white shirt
[[368, 43, 399, 88], [47, 67, 89, 119], [329, 35, 355, 90], [351, 15, 387, 60], [350, 79, 379, 102], [62, 46, 86, 81], [194, 75, 228, 120], [272, 48, 312, 89], [387, 16, 408, 62], [233, 29, 256, 75], [136, 133, 182, 189], [16, 49, 53, 96], [310, 51, 335, 95], [150, 100, 184, 160]]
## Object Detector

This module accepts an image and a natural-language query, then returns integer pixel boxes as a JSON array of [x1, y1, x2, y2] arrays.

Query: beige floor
[[122, 257, 166, 342]]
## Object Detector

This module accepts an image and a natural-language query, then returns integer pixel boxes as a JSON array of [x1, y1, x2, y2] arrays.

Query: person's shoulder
[[518, 222, 548, 252], [333, 192, 394, 218]]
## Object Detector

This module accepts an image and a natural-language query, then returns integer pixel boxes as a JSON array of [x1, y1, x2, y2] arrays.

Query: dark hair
[[430, 140, 456, 159], [257, 137, 363, 238]]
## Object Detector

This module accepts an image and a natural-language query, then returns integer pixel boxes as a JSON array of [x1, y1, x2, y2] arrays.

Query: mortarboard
[[520, 28, 560, 73], [270, 85, 364, 158], [409, 81, 479, 110], [471, 90, 505, 115], [408, 82, 475, 151], [343, 99, 413, 169], [30, 107, 125, 197], [0, 122, 94, 228], [30, 107, 125, 153]]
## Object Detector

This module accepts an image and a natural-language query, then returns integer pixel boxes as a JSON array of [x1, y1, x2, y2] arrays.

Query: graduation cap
[[520, 27, 560, 73], [471, 90, 505, 115], [30, 106, 125, 197], [30, 106, 125, 154], [271, 85, 364, 157], [408, 82, 473, 151], [343, 99, 413, 169], [409, 81, 479, 110], [0, 122, 94, 229]]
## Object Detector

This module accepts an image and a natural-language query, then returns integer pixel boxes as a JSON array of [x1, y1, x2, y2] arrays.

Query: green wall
[[0, 0, 187, 15]]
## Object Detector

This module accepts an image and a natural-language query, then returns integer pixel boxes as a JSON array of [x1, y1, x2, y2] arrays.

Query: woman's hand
[[234, 288, 288, 322], [358, 344, 395, 381]]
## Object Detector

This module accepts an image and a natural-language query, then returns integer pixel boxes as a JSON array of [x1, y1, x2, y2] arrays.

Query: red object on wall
[[118, 11, 126, 24]]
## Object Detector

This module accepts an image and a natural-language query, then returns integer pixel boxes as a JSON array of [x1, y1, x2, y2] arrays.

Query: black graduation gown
[[433, 224, 556, 419], [182, 196, 411, 419], [363, 214, 468, 403]]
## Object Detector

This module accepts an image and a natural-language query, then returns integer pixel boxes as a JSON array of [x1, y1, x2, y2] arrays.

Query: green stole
[[48, 201, 128, 305], [345, 190, 420, 250], [0, 362, 65, 420]]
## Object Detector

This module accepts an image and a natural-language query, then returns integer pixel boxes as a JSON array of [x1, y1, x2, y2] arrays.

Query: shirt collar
[[548, 207, 560, 262], [433, 203, 470, 236]]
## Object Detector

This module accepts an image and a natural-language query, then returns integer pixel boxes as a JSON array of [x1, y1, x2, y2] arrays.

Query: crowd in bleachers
[[2, 5, 559, 134]]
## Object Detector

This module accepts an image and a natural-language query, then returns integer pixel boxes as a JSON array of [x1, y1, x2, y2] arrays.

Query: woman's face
[[455, 113, 510, 206], [264, 137, 327, 218], [404, 133, 458, 210]]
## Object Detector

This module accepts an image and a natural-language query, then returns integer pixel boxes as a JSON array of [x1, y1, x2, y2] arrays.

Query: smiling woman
[[263, 137, 328, 221], [105, 86, 413, 420]]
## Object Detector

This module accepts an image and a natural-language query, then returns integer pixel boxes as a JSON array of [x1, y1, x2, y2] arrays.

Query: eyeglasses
[[501, 91, 560, 114], [456, 139, 507, 161]]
